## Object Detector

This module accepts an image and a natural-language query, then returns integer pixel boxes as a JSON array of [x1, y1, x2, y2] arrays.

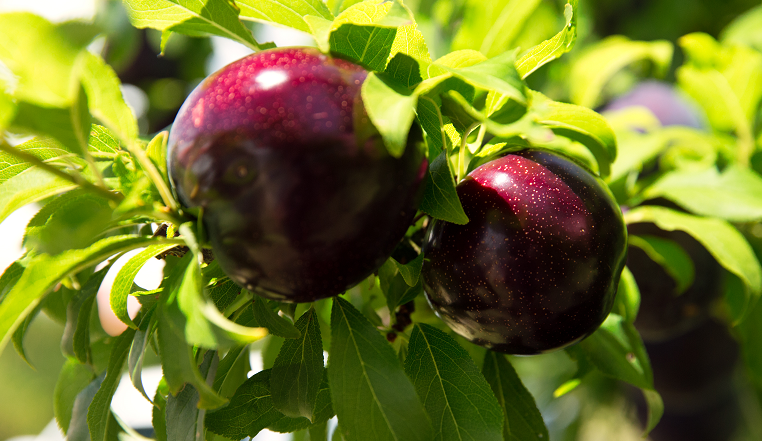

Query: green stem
[[125, 136, 178, 211], [457, 123, 480, 182], [0, 141, 123, 203]]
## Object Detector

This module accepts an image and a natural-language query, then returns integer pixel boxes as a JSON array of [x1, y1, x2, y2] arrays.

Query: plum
[[604, 80, 704, 128], [422, 150, 627, 354], [167, 47, 426, 302]]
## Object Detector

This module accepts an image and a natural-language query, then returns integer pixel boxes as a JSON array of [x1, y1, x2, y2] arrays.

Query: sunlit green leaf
[[236, 0, 334, 34], [530, 90, 616, 177], [0, 235, 180, 357], [516, 0, 578, 79], [111, 244, 178, 329], [79, 51, 138, 144], [0, 13, 93, 107], [452, 0, 543, 58], [361, 72, 418, 157], [568, 36, 673, 108], [122, 0, 266, 51]]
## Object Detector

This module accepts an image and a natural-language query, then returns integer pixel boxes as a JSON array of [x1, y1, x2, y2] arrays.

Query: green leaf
[[577, 315, 663, 435], [530, 90, 616, 177], [128, 307, 157, 402], [157, 287, 229, 409], [384, 273, 423, 315], [643, 166, 762, 222], [393, 253, 423, 287], [168, 226, 268, 349], [62, 266, 111, 363], [11, 302, 42, 366], [87, 328, 137, 441], [611, 266, 640, 324], [0, 261, 24, 307], [213, 345, 251, 397], [24, 191, 114, 255], [578, 314, 652, 389], [79, 51, 138, 144], [122, 0, 267, 51], [568, 36, 673, 108], [252, 296, 301, 339], [166, 351, 217, 441], [304, 15, 333, 51], [404, 323, 503, 441], [153, 384, 168, 441], [419, 151, 469, 224], [146, 131, 169, 184], [677, 65, 746, 134], [0, 136, 72, 185], [628, 235, 695, 295], [236, 0, 334, 34], [328, 296, 432, 441], [361, 72, 418, 157], [481, 352, 548, 441], [452, 0, 543, 58], [388, 20, 431, 78], [385, 53, 423, 88], [436, 51, 526, 105], [516, 0, 579, 79], [0, 13, 93, 107], [328, 0, 409, 71], [88, 125, 121, 157], [0, 235, 181, 357], [54, 359, 95, 434], [0, 88, 15, 133], [207, 279, 242, 313], [111, 244, 178, 329], [271, 308, 324, 420], [207, 369, 334, 438], [624, 206, 762, 321], [721, 4, 762, 51]]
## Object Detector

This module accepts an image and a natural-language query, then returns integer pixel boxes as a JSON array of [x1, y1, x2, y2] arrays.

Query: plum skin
[[167, 47, 427, 303], [422, 150, 627, 354]]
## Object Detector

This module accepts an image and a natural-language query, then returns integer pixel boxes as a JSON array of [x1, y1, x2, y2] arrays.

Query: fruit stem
[[457, 123, 480, 182], [0, 140, 123, 203]]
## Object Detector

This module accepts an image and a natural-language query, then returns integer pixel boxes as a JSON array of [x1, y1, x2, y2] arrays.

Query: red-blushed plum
[[422, 150, 627, 354], [167, 47, 427, 302]]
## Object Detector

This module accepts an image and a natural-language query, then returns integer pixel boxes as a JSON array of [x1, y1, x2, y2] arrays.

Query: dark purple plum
[[603, 80, 704, 128], [168, 47, 426, 302], [422, 150, 627, 354]]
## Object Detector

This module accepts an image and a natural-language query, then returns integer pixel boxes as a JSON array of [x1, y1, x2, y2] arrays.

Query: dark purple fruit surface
[[422, 150, 627, 354], [168, 47, 426, 302]]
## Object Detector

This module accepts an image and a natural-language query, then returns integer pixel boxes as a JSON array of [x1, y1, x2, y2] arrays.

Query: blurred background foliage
[[2, 0, 762, 440]]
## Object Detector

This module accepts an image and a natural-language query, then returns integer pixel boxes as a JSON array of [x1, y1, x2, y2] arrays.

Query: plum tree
[[167, 47, 427, 302], [422, 149, 627, 354]]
